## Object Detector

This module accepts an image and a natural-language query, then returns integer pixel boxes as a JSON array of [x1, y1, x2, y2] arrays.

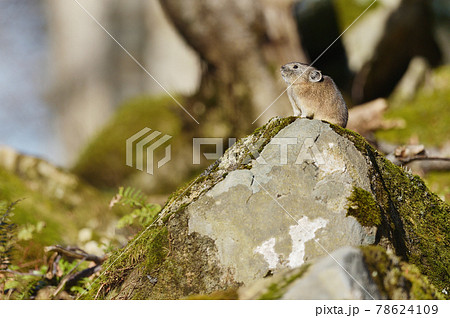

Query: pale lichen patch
[[288, 216, 328, 268]]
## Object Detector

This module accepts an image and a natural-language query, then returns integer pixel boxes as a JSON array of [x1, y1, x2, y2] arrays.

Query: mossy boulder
[[72, 95, 186, 193], [85, 117, 449, 299]]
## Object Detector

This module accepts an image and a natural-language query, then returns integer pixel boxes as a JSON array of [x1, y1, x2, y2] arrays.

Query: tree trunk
[[160, 0, 307, 137]]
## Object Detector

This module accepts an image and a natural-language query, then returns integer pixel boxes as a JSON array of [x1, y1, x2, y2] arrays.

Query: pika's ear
[[309, 70, 322, 82]]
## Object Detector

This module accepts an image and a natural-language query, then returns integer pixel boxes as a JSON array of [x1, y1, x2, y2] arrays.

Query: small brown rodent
[[280, 62, 348, 128]]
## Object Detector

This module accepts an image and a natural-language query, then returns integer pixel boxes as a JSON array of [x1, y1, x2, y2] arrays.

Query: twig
[[64, 264, 102, 290], [44, 245, 105, 265], [95, 283, 106, 300], [52, 259, 84, 298], [0, 269, 42, 277], [397, 156, 450, 165]]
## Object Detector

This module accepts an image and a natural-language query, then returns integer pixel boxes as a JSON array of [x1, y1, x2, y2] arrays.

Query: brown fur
[[280, 62, 348, 128]]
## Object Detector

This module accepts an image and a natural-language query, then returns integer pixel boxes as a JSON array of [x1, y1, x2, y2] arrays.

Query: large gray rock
[[186, 119, 376, 284], [239, 246, 382, 300], [280, 247, 380, 300], [89, 117, 449, 300]]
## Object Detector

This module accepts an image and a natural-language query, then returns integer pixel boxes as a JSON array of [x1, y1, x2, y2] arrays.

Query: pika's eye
[[293, 65, 298, 69]]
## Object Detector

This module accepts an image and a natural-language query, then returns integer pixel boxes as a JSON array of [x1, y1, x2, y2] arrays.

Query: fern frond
[[0, 201, 19, 270], [113, 187, 161, 229]]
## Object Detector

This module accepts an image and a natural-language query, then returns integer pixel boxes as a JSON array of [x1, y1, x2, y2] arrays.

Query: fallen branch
[[45, 245, 106, 298], [347, 98, 405, 137], [52, 259, 83, 298], [0, 269, 42, 277], [65, 264, 102, 290], [384, 144, 450, 172], [396, 156, 450, 165], [44, 245, 105, 265]]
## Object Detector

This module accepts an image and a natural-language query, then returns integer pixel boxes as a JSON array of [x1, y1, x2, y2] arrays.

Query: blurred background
[[0, 0, 449, 278]]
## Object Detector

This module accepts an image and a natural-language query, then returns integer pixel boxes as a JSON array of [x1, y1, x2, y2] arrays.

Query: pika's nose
[[281, 65, 287, 71]]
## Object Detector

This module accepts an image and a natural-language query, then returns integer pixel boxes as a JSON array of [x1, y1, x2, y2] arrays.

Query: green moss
[[245, 116, 297, 168], [376, 65, 450, 147], [259, 265, 310, 300], [373, 156, 450, 294], [332, 124, 450, 296], [83, 226, 169, 299], [0, 169, 61, 245], [252, 117, 297, 146], [0, 167, 112, 259], [72, 95, 182, 189], [185, 288, 239, 300], [347, 187, 382, 227], [143, 227, 169, 271], [330, 123, 377, 156], [361, 246, 445, 299], [332, 0, 380, 31]]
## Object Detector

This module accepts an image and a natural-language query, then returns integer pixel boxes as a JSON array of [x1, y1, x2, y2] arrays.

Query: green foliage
[[1, 256, 96, 300], [58, 258, 80, 276], [0, 200, 46, 300], [111, 187, 161, 229], [1, 264, 47, 300], [17, 221, 45, 241], [0, 201, 18, 270], [70, 277, 91, 295], [0, 165, 115, 266]]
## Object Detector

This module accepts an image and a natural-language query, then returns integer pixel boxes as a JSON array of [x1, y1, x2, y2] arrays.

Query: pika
[[280, 62, 348, 128]]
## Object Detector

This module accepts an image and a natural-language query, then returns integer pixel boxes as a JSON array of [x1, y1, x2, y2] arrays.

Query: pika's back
[[280, 62, 348, 128]]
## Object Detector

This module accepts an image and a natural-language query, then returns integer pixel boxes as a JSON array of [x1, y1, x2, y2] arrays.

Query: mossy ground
[[0, 167, 114, 267], [375, 65, 450, 202], [376, 66, 450, 148]]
